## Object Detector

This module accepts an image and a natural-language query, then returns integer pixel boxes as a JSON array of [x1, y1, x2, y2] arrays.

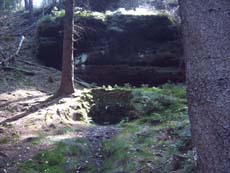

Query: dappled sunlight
[[45, 132, 86, 144], [0, 88, 48, 122], [106, 7, 163, 16], [0, 0, 198, 172], [0, 88, 47, 101]]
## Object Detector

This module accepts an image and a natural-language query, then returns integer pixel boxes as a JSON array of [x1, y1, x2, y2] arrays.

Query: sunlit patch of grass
[[19, 138, 97, 173]]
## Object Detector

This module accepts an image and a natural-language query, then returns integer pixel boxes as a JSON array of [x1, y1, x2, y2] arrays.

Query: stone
[[36, 11, 184, 86]]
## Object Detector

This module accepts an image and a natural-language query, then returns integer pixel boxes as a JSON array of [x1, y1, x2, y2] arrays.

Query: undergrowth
[[102, 84, 195, 173], [19, 84, 195, 173], [19, 138, 96, 173]]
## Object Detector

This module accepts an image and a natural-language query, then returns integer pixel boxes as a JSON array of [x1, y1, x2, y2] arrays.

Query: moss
[[75, 10, 107, 21], [19, 84, 193, 172], [101, 84, 195, 172], [0, 137, 10, 144], [19, 138, 96, 173]]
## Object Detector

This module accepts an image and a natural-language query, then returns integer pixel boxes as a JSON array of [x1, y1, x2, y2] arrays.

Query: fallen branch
[[0, 34, 22, 37], [18, 59, 57, 71], [0, 35, 25, 66], [16, 35, 25, 55], [2, 66, 35, 76], [75, 77, 94, 88], [0, 95, 60, 125], [19, 23, 37, 35], [0, 46, 7, 59]]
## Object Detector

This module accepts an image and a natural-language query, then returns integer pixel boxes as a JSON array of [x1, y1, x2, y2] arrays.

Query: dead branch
[[18, 59, 58, 71], [19, 23, 37, 35], [75, 77, 95, 88], [2, 66, 35, 76], [0, 46, 6, 59], [0, 35, 25, 66], [16, 36, 25, 55]]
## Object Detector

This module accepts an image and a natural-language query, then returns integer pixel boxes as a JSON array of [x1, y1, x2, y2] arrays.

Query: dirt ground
[[0, 11, 121, 173]]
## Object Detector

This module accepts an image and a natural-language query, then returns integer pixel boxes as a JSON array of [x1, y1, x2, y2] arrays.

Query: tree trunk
[[57, 0, 75, 95], [52, 0, 57, 6], [2, 0, 5, 9], [24, 0, 29, 10], [28, 0, 34, 22], [179, 0, 230, 172]]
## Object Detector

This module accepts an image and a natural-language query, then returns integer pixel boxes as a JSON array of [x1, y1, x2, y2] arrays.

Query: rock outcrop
[[36, 11, 184, 86]]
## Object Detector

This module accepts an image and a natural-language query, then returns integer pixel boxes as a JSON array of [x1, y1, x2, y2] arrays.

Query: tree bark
[[24, 0, 29, 10], [179, 0, 230, 172], [28, 0, 34, 22], [0, 0, 5, 10], [58, 0, 75, 95]]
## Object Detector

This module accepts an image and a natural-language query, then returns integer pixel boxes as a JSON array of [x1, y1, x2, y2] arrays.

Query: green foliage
[[101, 84, 195, 173], [0, 137, 10, 144], [18, 84, 192, 173], [20, 143, 67, 173], [53, 9, 65, 18], [75, 10, 107, 21], [19, 138, 96, 173]]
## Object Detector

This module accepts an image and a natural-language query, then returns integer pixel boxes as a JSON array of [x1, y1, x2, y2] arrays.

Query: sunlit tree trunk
[[57, 0, 75, 95], [179, 0, 230, 172]]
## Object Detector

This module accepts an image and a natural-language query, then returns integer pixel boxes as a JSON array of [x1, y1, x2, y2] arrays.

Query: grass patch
[[0, 71, 33, 88], [101, 84, 195, 173], [19, 138, 97, 173], [19, 84, 194, 172]]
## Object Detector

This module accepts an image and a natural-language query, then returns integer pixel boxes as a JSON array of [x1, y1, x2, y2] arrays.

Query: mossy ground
[[19, 138, 96, 173], [101, 84, 195, 173], [19, 84, 195, 173]]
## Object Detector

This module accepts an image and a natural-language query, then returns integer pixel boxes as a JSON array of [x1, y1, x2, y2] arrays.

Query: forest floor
[[0, 11, 121, 173], [0, 11, 195, 173]]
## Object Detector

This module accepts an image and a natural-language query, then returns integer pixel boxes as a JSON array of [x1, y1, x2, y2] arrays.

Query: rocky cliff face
[[36, 10, 184, 86]]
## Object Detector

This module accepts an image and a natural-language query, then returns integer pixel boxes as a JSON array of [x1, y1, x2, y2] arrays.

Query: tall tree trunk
[[58, 0, 75, 95], [28, 0, 34, 22], [179, 0, 230, 172], [24, 0, 29, 10], [2, 0, 6, 9]]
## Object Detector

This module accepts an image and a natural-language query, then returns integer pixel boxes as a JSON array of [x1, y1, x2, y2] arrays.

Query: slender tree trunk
[[2, 0, 6, 9], [179, 0, 230, 172], [24, 0, 29, 10], [57, 0, 75, 95], [52, 0, 57, 6], [28, 0, 34, 22]]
